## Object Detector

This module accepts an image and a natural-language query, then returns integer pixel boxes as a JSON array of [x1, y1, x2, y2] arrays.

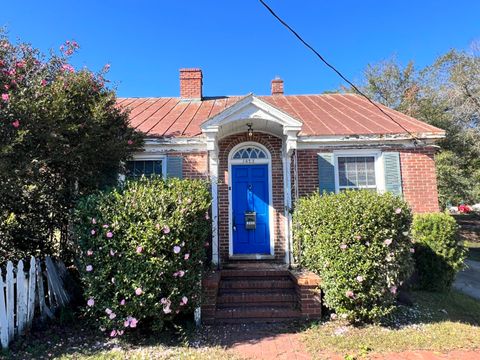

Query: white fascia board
[[142, 137, 207, 152], [297, 133, 445, 149]]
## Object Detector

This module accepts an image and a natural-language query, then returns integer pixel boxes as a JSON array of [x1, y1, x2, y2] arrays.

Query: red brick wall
[[294, 147, 440, 213], [218, 133, 286, 263], [398, 148, 440, 213]]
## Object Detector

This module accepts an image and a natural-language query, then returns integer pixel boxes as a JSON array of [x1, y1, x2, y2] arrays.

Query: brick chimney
[[180, 68, 203, 100], [271, 76, 284, 96]]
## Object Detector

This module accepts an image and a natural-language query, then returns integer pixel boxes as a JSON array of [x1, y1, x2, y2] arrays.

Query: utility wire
[[258, 0, 419, 143]]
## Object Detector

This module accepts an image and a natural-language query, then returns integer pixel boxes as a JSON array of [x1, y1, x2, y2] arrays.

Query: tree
[[0, 33, 143, 262], [353, 50, 480, 208]]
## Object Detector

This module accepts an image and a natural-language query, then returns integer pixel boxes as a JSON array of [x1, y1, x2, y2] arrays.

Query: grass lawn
[[302, 290, 480, 357]]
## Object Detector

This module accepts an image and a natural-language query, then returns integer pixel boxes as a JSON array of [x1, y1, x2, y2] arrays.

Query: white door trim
[[228, 142, 275, 258]]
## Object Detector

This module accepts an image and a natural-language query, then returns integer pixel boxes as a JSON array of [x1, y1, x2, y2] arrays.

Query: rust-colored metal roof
[[118, 94, 444, 138]]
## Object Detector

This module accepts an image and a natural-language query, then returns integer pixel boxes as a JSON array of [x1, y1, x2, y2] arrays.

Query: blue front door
[[231, 164, 270, 254]]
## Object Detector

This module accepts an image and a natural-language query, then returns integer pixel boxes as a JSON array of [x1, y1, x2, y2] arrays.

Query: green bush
[[293, 190, 414, 322], [74, 177, 211, 336], [411, 212, 465, 291]]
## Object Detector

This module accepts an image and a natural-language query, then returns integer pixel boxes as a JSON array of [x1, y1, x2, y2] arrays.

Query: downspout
[[292, 149, 300, 266]]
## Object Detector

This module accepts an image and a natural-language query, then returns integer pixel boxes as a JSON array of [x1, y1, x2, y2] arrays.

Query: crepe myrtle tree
[[0, 32, 143, 262]]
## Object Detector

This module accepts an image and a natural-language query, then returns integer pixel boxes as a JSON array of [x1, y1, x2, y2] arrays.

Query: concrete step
[[215, 305, 302, 323]]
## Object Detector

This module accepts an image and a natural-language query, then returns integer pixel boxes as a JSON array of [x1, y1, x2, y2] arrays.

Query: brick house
[[120, 69, 444, 322]]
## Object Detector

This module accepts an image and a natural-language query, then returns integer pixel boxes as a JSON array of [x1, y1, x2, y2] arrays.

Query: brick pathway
[[203, 324, 479, 360]]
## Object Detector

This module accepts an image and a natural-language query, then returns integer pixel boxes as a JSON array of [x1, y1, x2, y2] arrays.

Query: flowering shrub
[[411, 212, 465, 291], [74, 177, 211, 335], [0, 32, 142, 263], [293, 190, 414, 322]]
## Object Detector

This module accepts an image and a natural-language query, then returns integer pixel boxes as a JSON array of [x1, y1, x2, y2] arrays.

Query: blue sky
[[1, 1, 478, 97]]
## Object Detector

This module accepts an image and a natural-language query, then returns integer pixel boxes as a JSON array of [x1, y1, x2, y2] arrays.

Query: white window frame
[[333, 149, 385, 193], [126, 154, 167, 179]]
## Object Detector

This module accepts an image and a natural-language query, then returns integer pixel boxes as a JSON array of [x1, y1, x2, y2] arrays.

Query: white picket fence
[[0, 256, 70, 349]]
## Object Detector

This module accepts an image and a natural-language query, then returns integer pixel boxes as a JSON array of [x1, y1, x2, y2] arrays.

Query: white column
[[209, 148, 220, 266]]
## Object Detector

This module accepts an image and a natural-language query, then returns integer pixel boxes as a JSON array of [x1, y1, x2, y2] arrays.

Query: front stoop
[[201, 266, 322, 324]]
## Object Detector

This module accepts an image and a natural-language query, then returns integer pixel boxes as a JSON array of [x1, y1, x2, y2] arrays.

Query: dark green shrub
[[412, 212, 465, 291], [74, 177, 211, 336], [293, 190, 414, 322]]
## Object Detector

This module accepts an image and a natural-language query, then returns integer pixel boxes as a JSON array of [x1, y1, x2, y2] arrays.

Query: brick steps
[[217, 289, 296, 305], [201, 267, 322, 324], [215, 305, 302, 323]]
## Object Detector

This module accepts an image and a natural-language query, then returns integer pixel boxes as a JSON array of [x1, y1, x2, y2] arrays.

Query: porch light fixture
[[247, 123, 253, 137]]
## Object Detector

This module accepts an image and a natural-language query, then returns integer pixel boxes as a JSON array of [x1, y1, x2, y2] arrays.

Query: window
[[126, 159, 164, 179], [232, 146, 267, 160], [337, 156, 377, 191]]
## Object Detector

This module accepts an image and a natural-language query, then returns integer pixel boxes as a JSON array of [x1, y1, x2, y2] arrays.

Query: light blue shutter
[[318, 153, 336, 194], [166, 156, 183, 179], [383, 152, 402, 196]]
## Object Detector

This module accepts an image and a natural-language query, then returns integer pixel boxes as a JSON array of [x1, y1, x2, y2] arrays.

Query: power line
[[258, 0, 419, 143]]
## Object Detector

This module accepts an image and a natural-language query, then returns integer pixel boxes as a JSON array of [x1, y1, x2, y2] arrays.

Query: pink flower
[[109, 313, 116, 320], [346, 290, 355, 298], [365, 241, 370, 247], [184, 253, 190, 260], [103, 224, 109, 228], [390, 286, 398, 294], [12, 120, 20, 128], [205, 212, 210, 220], [178, 270, 185, 277], [110, 249, 116, 256], [163, 306, 172, 314], [395, 208, 402, 214], [86, 249, 93, 256], [87, 298, 95, 307], [106, 231, 113, 238], [356, 276, 364, 283], [86, 265, 93, 272], [103, 63, 111, 71], [117, 330, 124, 336], [1, 93, 9, 101], [16, 61, 26, 68], [181, 296, 188, 305], [92, 218, 97, 224], [105, 308, 112, 315], [127, 140, 133, 145], [124, 316, 138, 328], [163, 225, 170, 234], [330, 313, 337, 320], [410, 248, 415, 253], [61, 64, 75, 73], [340, 244, 348, 250], [173, 246, 181, 254], [41, 79, 47, 87], [135, 287, 143, 296], [384, 238, 392, 246], [110, 330, 117, 337], [136, 246, 143, 254], [161, 298, 168, 305], [90, 229, 96, 235], [120, 299, 126, 306], [111, 277, 115, 284], [204, 242, 210, 247]]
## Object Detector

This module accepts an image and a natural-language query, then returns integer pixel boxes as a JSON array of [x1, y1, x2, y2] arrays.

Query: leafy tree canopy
[[351, 47, 480, 207], [0, 31, 143, 262]]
